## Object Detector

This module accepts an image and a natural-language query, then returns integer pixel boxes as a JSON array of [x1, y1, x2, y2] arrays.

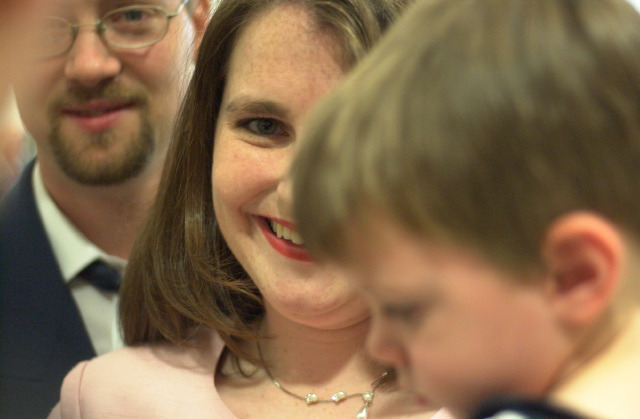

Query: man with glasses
[[0, 0, 209, 417]]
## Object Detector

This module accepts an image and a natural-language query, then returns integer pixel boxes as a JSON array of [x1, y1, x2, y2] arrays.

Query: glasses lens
[[103, 6, 168, 48], [32, 16, 73, 57]]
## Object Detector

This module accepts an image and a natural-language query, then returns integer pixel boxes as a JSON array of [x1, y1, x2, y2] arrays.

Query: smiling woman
[[48, 0, 444, 418], [211, 3, 346, 276]]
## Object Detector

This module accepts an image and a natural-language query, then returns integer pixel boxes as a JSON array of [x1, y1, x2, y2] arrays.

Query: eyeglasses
[[31, 0, 190, 58]]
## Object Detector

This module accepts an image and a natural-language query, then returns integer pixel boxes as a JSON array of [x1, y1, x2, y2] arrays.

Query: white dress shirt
[[33, 163, 125, 355]]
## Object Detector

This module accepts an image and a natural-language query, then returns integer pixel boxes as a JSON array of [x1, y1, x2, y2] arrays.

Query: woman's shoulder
[[87, 327, 223, 376], [55, 329, 237, 418], [100, 329, 224, 371]]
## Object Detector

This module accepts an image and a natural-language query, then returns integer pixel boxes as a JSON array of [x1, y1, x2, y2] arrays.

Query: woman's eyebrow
[[224, 96, 290, 119]]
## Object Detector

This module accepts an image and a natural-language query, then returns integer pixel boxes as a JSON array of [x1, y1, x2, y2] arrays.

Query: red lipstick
[[258, 216, 312, 262]]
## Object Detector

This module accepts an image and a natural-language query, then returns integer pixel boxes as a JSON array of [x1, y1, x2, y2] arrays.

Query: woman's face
[[212, 4, 370, 331]]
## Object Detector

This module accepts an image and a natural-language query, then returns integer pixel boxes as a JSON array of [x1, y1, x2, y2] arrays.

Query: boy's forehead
[[343, 214, 437, 291], [343, 210, 524, 297]]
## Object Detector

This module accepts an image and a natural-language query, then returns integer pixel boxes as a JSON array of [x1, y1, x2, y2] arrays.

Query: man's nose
[[64, 26, 122, 88]]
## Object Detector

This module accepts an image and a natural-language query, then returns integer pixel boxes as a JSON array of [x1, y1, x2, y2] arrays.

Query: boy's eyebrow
[[224, 96, 290, 119]]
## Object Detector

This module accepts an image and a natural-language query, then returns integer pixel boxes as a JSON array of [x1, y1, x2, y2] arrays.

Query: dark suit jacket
[[0, 161, 96, 419]]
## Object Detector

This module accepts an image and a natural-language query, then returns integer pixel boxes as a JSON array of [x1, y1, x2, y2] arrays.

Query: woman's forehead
[[222, 4, 344, 109]]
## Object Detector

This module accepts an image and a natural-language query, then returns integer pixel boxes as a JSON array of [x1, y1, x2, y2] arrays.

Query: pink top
[[48, 330, 238, 418], [48, 329, 451, 418]]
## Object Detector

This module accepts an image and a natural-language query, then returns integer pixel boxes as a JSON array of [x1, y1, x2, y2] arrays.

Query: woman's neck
[[263, 310, 374, 375], [215, 306, 438, 418]]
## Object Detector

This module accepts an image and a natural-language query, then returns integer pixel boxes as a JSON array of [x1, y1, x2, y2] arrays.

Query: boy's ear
[[542, 212, 623, 328]]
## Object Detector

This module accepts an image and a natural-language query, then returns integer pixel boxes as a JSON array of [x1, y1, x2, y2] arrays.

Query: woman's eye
[[243, 118, 284, 136]]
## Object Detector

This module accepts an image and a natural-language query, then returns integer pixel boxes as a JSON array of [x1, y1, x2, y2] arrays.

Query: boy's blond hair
[[293, 0, 640, 275]]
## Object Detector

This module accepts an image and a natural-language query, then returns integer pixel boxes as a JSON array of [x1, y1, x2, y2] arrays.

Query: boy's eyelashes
[[376, 292, 440, 326], [380, 302, 423, 324]]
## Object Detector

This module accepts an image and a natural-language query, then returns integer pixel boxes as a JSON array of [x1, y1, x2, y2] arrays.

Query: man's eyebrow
[[100, 0, 169, 7], [224, 96, 290, 119], [92, 0, 170, 15]]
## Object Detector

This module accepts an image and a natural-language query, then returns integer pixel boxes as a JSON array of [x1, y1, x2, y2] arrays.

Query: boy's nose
[[366, 318, 408, 369]]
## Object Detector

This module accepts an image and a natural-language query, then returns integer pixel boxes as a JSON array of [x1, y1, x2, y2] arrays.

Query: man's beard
[[47, 85, 156, 186], [49, 118, 155, 186]]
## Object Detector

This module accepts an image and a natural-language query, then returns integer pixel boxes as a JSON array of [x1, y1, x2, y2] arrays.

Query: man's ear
[[190, 0, 211, 53], [542, 211, 624, 328]]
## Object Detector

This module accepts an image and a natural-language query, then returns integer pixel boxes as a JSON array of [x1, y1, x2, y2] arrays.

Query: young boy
[[291, 0, 640, 417]]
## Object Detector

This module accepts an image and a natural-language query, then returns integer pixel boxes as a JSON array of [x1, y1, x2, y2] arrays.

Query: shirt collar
[[32, 162, 126, 283]]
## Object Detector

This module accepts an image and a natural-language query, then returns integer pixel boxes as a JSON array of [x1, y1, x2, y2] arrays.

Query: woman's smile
[[257, 216, 311, 262]]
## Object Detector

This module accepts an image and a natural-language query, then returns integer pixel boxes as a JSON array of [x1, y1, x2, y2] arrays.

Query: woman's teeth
[[269, 219, 304, 245]]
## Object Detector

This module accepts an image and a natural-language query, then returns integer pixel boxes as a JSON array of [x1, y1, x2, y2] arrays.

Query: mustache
[[48, 83, 147, 110]]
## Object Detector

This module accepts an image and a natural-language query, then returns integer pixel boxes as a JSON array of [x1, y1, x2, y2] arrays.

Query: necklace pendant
[[331, 391, 347, 403], [356, 403, 370, 419], [305, 393, 319, 405], [362, 392, 374, 403]]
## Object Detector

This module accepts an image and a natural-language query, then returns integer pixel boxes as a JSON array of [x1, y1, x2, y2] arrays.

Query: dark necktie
[[76, 260, 121, 293]]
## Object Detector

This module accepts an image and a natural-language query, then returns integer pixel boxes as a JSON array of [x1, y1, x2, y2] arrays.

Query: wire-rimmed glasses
[[32, 0, 190, 58]]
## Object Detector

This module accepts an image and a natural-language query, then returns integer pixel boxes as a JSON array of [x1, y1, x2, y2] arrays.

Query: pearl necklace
[[258, 343, 389, 419]]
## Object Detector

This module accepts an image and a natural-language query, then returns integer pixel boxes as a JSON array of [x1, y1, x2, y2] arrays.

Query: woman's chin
[[266, 297, 371, 331]]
